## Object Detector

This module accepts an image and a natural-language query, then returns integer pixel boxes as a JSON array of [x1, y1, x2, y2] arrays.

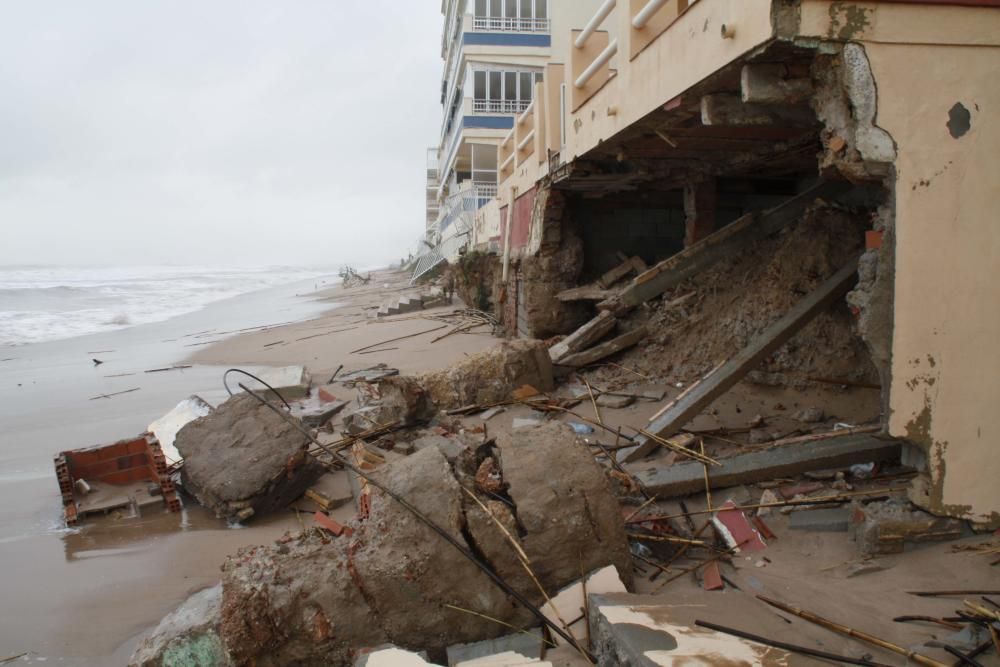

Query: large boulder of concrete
[[129, 585, 231, 667], [209, 422, 628, 665], [176, 394, 324, 522], [419, 340, 554, 409]]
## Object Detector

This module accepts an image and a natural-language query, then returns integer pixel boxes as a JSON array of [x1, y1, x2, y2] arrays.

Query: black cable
[[222, 368, 292, 410], [236, 383, 595, 660]]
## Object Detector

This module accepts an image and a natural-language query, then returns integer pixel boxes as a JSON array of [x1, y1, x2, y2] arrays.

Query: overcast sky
[[0, 2, 443, 268]]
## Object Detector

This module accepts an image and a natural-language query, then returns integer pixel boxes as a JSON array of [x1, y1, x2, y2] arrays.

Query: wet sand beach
[[0, 269, 496, 664]]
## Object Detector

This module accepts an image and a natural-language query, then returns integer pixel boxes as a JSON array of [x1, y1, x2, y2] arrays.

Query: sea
[[0, 264, 338, 347]]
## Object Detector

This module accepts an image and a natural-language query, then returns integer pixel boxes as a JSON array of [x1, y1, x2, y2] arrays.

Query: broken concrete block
[[129, 585, 230, 667], [148, 395, 213, 463], [850, 498, 964, 555], [420, 340, 554, 410], [289, 397, 349, 428], [356, 647, 432, 666], [596, 394, 635, 409], [540, 565, 627, 646], [788, 507, 851, 532], [412, 433, 467, 462], [175, 394, 324, 522], [589, 593, 766, 666], [210, 422, 631, 665], [447, 632, 544, 666], [344, 376, 435, 433]]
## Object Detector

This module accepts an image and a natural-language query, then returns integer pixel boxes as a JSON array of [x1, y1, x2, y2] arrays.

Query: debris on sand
[[175, 394, 324, 522]]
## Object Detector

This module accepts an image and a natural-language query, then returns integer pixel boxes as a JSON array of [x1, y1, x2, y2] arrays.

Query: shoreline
[[0, 266, 500, 665]]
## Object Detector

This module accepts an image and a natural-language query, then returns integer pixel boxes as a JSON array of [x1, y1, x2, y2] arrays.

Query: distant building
[[420, 0, 603, 266]]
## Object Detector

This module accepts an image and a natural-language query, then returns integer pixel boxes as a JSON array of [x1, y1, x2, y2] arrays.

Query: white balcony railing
[[472, 98, 533, 114], [472, 16, 551, 33]]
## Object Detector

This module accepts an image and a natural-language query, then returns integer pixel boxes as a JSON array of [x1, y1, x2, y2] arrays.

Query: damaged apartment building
[[420, 0, 1000, 526]]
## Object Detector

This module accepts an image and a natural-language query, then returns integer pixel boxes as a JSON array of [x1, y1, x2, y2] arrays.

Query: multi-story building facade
[[418, 0, 1000, 525], [419, 0, 603, 271]]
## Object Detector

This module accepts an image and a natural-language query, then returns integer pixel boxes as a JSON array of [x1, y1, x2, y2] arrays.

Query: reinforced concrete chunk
[[420, 340, 554, 409], [175, 393, 324, 521]]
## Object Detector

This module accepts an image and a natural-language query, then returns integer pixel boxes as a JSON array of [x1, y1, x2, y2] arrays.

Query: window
[[473, 0, 548, 31], [519, 72, 533, 103], [473, 68, 542, 113]]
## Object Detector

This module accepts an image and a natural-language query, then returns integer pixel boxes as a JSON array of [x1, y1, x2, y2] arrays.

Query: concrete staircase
[[376, 294, 425, 318]]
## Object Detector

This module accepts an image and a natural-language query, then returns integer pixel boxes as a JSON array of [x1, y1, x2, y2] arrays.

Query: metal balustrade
[[472, 16, 551, 33], [472, 98, 534, 114]]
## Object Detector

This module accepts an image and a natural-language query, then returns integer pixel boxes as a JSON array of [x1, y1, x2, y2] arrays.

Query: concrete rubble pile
[[175, 393, 325, 522], [132, 421, 631, 666]]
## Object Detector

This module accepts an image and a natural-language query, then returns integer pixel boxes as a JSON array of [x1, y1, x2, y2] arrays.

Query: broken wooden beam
[[556, 285, 616, 302], [556, 326, 647, 368], [619, 256, 859, 462], [597, 255, 647, 289], [633, 434, 901, 497], [603, 179, 854, 313], [549, 311, 617, 363]]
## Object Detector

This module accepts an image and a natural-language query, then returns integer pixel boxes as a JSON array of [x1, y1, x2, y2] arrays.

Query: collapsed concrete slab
[[175, 394, 324, 522], [147, 395, 213, 463], [154, 421, 631, 666], [420, 340, 554, 410]]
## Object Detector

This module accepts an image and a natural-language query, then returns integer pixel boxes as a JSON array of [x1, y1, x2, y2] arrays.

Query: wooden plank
[[556, 326, 647, 368], [597, 256, 645, 289], [556, 285, 616, 302], [619, 256, 859, 463], [549, 311, 617, 363], [612, 180, 854, 311], [634, 434, 900, 497]]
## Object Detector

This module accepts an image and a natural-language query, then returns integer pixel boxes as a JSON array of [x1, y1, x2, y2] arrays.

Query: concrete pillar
[[684, 179, 716, 247]]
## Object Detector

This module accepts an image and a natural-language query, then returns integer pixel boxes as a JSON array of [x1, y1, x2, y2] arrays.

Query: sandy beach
[[0, 268, 498, 665]]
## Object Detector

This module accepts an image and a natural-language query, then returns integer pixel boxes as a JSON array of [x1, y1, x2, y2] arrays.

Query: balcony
[[472, 99, 533, 115], [472, 16, 551, 33]]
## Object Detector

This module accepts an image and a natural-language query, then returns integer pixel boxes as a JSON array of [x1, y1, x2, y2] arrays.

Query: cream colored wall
[[794, 2, 1000, 523]]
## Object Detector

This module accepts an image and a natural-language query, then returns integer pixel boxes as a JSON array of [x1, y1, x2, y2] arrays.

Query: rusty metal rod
[[757, 595, 949, 667]]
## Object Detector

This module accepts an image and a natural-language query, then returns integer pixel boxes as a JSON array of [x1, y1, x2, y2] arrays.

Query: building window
[[473, 69, 543, 114], [473, 0, 549, 32]]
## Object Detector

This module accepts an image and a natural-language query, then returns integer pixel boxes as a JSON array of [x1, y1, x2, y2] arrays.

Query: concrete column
[[684, 179, 716, 247]]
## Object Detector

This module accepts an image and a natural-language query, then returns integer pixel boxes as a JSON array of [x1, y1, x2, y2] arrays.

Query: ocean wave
[[0, 265, 335, 346]]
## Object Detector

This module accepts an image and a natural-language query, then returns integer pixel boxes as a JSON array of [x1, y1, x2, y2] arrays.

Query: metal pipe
[[574, 0, 616, 48], [632, 0, 669, 28], [574, 38, 618, 89], [517, 129, 535, 152]]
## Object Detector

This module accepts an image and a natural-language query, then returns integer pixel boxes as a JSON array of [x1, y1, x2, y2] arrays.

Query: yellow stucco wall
[[790, 2, 1000, 522], [872, 44, 1000, 522]]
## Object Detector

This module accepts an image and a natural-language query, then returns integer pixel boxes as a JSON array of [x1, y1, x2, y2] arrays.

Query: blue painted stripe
[[462, 32, 551, 47], [463, 116, 515, 129]]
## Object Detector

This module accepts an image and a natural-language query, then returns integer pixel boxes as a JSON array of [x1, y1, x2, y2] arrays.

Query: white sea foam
[[0, 264, 334, 346]]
